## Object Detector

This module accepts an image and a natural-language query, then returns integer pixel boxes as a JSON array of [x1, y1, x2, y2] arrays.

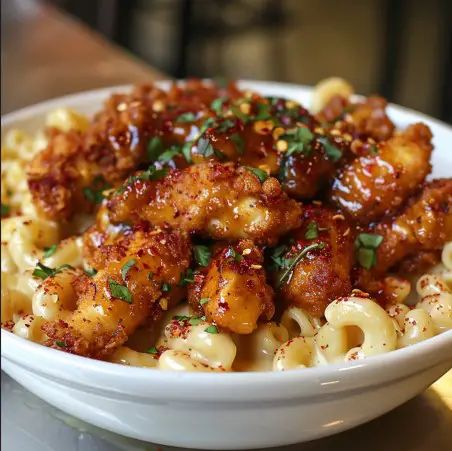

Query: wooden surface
[[1, 3, 451, 451], [1, 2, 165, 114]]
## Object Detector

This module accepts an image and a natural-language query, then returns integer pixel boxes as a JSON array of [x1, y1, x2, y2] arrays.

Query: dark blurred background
[[2, 0, 452, 122]]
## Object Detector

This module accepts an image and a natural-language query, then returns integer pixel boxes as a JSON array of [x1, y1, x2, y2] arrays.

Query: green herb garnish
[[158, 146, 182, 162], [354, 233, 384, 269], [226, 247, 242, 262], [176, 112, 197, 123], [32, 262, 74, 280], [318, 136, 342, 162], [180, 268, 195, 286], [121, 259, 137, 281], [108, 278, 133, 303], [182, 142, 192, 163], [304, 221, 319, 240], [211, 97, 227, 114], [193, 245, 211, 267], [245, 166, 268, 183], [204, 325, 219, 334], [43, 244, 58, 258], [189, 317, 203, 326], [1, 203, 10, 217], [147, 136, 164, 161], [84, 267, 98, 277], [161, 282, 172, 293], [197, 137, 215, 157], [278, 242, 325, 287], [55, 341, 67, 348], [199, 297, 210, 305], [146, 346, 158, 355], [230, 133, 245, 155]]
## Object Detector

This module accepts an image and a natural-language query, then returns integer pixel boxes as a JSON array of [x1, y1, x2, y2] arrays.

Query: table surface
[[1, 3, 452, 451]]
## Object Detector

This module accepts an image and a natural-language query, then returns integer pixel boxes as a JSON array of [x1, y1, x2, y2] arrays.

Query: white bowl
[[2, 81, 452, 450]]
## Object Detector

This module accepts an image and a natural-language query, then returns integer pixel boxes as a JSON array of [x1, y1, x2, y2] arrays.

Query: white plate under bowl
[[1, 81, 452, 450]]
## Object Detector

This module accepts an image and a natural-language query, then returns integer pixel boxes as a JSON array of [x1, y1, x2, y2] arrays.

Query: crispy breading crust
[[102, 161, 302, 245], [42, 227, 191, 358], [276, 206, 354, 317], [188, 240, 274, 334]]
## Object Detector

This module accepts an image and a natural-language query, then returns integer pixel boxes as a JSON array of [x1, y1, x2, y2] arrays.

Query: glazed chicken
[[3, 79, 451, 363], [330, 123, 433, 223], [42, 227, 191, 358], [317, 95, 395, 142], [362, 178, 452, 279], [188, 240, 274, 334], [270, 206, 354, 317], [100, 161, 302, 245], [27, 81, 243, 219], [28, 80, 388, 222]]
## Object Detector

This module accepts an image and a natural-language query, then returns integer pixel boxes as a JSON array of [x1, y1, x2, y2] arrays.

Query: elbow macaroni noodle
[[1, 106, 451, 372]]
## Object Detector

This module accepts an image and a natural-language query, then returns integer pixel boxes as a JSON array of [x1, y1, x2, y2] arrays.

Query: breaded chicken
[[188, 240, 274, 334], [42, 227, 191, 358], [330, 123, 433, 223], [317, 95, 395, 142], [271, 206, 354, 317], [364, 178, 452, 278], [102, 161, 302, 245], [27, 81, 242, 220]]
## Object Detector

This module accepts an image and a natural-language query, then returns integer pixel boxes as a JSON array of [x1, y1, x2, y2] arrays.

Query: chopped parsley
[[269, 244, 288, 270], [147, 136, 164, 161], [176, 112, 197, 123], [108, 278, 133, 303], [199, 297, 210, 305], [226, 247, 242, 262], [148, 271, 154, 280], [230, 133, 245, 155], [1, 203, 10, 217], [193, 245, 211, 267], [277, 242, 325, 287], [210, 97, 227, 114], [355, 233, 384, 269], [216, 118, 236, 133], [121, 259, 137, 281], [304, 221, 319, 240], [146, 346, 158, 355], [55, 341, 67, 348], [84, 267, 98, 277], [179, 268, 195, 286], [43, 244, 58, 258], [254, 103, 273, 121], [197, 136, 215, 157], [161, 282, 172, 293], [158, 145, 182, 162], [182, 142, 193, 163], [245, 166, 268, 183], [204, 325, 219, 334], [318, 136, 342, 162], [189, 317, 203, 326], [284, 127, 314, 156], [83, 176, 112, 204], [32, 262, 74, 280]]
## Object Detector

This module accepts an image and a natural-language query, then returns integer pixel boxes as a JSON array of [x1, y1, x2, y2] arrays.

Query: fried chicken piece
[[27, 81, 243, 220], [316, 95, 395, 142], [366, 178, 452, 278], [188, 240, 274, 334], [42, 227, 191, 358], [330, 123, 433, 223], [272, 206, 354, 317], [102, 161, 302, 245]]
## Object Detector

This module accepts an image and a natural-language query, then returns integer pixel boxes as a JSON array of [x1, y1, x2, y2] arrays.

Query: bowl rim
[[2, 80, 452, 403]]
